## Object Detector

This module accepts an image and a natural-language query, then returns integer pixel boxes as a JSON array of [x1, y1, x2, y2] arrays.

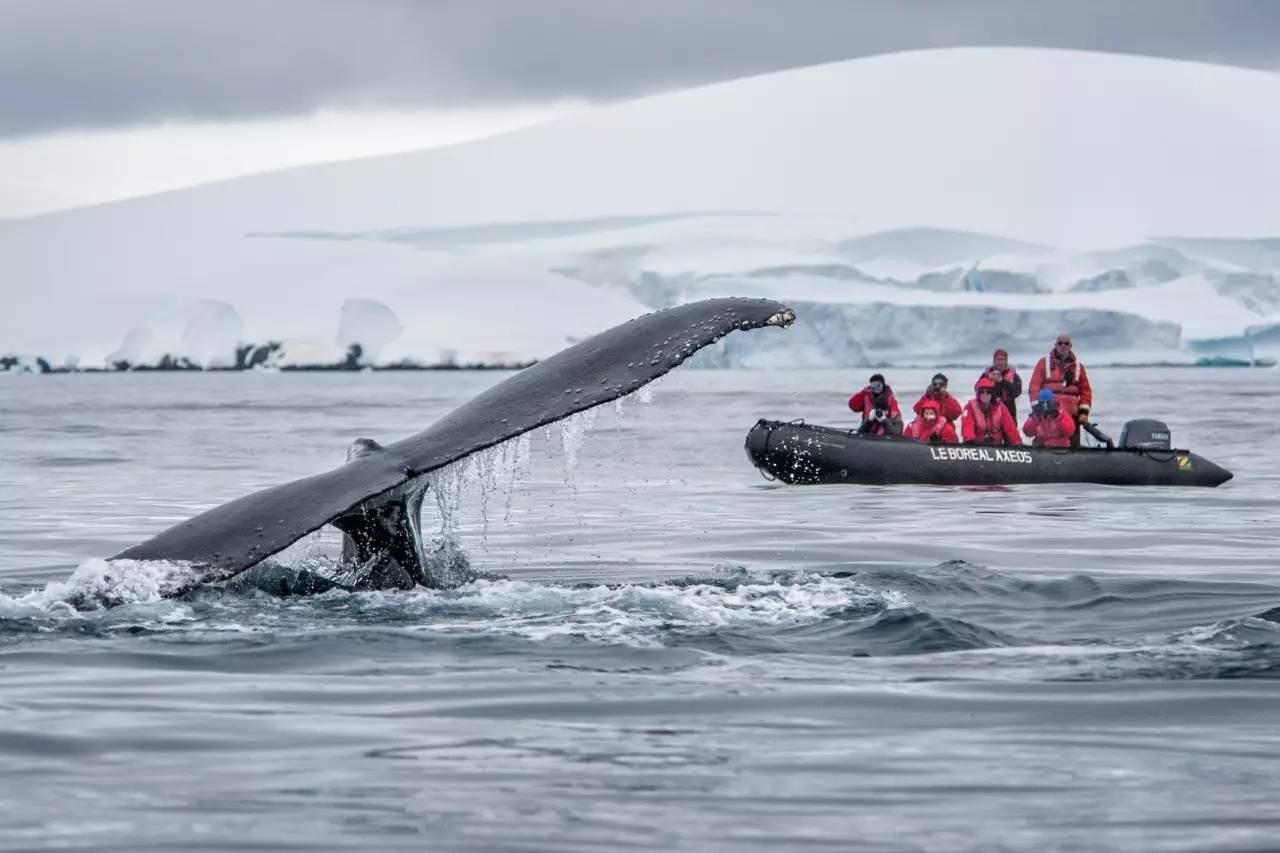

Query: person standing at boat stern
[[849, 373, 903, 436], [1029, 335, 1092, 447], [1023, 389, 1077, 447], [913, 373, 963, 427], [979, 349, 1023, 420], [962, 378, 1021, 445], [905, 399, 958, 444]]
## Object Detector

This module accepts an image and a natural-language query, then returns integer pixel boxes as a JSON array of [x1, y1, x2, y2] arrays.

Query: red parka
[[1022, 407, 1077, 447], [849, 385, 903, 436], [1029, 351, 1092, 418], [904, 413, 958, 444], [849, 386, 902, 420], [961, 399, 1021, 446], [912, 390, 963, 424]]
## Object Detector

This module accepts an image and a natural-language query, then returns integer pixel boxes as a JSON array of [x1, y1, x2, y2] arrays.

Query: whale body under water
[[110, 298, 795, 599]]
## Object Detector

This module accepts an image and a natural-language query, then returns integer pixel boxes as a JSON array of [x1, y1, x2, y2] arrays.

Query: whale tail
[[110, 298, 795, 598]]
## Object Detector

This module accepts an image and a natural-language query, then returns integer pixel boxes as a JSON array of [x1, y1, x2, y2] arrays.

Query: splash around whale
[[98, 298, 794, 606]]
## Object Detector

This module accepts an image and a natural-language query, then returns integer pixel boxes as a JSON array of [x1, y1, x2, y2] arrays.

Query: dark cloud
[[3, 0, 1278, 137]]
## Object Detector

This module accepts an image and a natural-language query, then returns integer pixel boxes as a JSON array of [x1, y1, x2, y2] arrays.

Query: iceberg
[[336, 298, 402, 365], [181, 300, 244, 368]]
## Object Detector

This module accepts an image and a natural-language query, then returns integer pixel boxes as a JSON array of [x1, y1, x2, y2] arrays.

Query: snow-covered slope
[[4, 48, 1280, 369]]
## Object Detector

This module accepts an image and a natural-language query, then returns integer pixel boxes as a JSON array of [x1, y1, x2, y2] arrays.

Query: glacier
[[3, 47, 1280, 371]]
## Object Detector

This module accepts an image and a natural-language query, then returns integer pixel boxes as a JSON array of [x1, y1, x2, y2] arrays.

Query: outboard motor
[[1119, 419, 1172, 450]]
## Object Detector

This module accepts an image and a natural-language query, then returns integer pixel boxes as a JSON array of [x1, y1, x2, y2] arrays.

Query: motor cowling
[[1119, 419, 1172, 450]]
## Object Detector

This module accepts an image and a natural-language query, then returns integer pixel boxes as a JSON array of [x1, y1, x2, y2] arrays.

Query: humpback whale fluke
[[111, 298, 795, 598]]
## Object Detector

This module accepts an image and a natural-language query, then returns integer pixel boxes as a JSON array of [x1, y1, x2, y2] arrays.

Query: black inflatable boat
[[744, 419, 1233, 487]]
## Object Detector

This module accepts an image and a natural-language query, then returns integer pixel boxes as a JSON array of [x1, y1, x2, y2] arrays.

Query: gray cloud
[[3, 0, 1278, 137]]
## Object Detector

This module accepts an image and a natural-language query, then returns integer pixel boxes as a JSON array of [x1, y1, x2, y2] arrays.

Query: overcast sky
[[3, 0, 1278, 215]]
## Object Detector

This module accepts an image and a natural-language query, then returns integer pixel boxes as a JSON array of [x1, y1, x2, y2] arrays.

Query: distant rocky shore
[[1, 343, 534, 375]]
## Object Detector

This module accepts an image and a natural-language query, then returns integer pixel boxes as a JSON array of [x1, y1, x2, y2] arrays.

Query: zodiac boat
[[744, 418, 1233, 487]]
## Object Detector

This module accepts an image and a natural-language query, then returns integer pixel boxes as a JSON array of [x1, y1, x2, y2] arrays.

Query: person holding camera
[[849, 373, 904, 436], [904, 398, 958, 444], [977, 348, 1023, 420], [913, 372, 963, 427], [1029, 334, 1092, 447], [1022, 389, 1077, 447]]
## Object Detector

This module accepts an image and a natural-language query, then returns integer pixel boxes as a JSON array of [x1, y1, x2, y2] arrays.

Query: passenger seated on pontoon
[[848, 373, 903, 436], [912, 373, 963, 427], [904, 399, 958, 444], [962, 378, 1021, 446], [1022, 389, 1076, 448]]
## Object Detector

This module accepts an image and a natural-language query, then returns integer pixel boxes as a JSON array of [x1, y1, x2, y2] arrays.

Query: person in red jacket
[[1022, 389, 1077, 447], [913, 373, 963, 426], [1029, 334, 1093, 447], [904, 399, 958, 444], [976, 349, 1024, 420], [962, 378, 1021, 446], [848, 373, 903, 436]]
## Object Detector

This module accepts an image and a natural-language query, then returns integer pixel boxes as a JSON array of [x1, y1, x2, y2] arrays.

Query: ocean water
[[1, 367, 1278, 851]]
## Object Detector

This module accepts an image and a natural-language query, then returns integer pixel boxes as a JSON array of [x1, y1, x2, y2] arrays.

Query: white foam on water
[[392, 571, 903, 647], [0, 558, 205, 614], [1170, 616, 1280, 650]]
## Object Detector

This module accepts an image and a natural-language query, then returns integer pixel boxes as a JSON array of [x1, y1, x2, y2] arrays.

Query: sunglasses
[[869, 382, 884, 391], [1056, 340, 1072, 347]]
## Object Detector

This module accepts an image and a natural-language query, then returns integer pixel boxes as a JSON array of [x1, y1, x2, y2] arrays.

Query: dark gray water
[[2, 368, 1278, 851]]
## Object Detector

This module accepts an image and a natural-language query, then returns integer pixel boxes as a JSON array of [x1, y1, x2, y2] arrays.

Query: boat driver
[[1029, 334, 1092, 447], [848, 373, 903, 436]]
